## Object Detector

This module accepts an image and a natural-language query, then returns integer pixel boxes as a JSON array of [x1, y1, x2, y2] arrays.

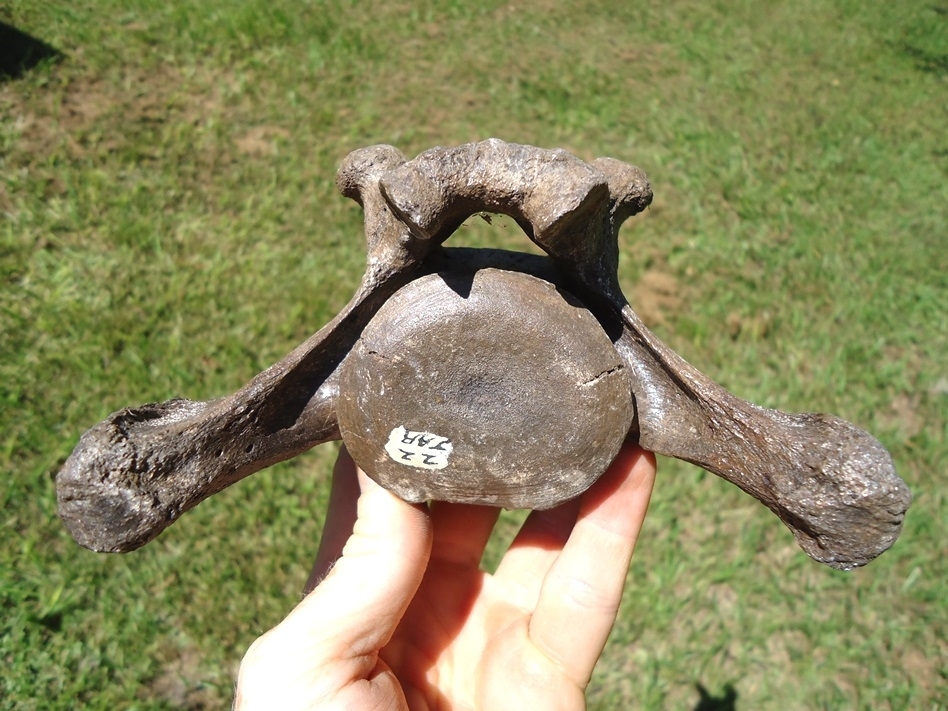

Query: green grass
[[2, 0, 946, 708]]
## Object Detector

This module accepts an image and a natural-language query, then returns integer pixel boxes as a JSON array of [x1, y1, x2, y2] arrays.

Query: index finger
[[528, 444, 656, 688]]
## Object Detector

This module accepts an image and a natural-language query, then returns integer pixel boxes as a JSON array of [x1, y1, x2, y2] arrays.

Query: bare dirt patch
[[879, 392, 925, 440], [1, 63, 226, 166], [630, 269, 683, 327], [144, 639, 225, 710], [235, 125, 291, 157]]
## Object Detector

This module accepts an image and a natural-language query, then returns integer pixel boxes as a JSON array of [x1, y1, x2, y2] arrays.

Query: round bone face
[[337, 268, 635, 509]]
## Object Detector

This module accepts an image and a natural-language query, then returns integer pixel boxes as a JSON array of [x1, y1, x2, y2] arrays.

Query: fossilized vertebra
[[56, 139, 911, 570]]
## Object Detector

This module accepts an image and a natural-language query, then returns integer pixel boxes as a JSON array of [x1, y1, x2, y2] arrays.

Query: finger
[[491, 497, 581, 605], [529, 444, 656, 687], [429, 500, 500, 568], [305, 446, 361, 593]]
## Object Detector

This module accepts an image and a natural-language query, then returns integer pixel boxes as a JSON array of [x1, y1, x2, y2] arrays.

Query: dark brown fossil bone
[[56, 139, 911, 571], [337, 267, 635, 510]]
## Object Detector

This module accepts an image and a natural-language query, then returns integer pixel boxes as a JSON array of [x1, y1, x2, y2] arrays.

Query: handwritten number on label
[[385, 426, 454, 470]]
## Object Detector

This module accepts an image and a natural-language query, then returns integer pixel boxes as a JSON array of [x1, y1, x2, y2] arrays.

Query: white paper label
[[385, 426, 453, 470]]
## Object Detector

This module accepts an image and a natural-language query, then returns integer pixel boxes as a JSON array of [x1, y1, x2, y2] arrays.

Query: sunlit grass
[[2, 0, 945, 708]]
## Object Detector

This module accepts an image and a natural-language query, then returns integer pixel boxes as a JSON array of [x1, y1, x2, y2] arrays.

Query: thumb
[[315, 468, 433, 655], [236, 470, 432, 709]]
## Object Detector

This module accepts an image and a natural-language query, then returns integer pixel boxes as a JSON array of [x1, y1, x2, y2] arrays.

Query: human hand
[[235, 442, 656, 710]]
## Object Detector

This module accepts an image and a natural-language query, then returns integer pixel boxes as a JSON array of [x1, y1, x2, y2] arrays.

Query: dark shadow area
[[898, 6, 948, 76], [693, 682, 738, 711], [0, 20, 63, 80], [903, 43, 948, 76]]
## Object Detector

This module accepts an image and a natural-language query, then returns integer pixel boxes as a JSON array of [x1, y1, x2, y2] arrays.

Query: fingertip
[[616, 440, 657, 476], [585, 442, 655, 506], [355, 465, 381, 494], [350, 464, 433, 561], [354, 466, 431, 525]]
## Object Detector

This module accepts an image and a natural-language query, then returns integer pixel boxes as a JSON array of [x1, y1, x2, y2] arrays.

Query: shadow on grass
[[694, 682, 738, 711], [903, 44, 948, 76], [0, 21, 63, 80]]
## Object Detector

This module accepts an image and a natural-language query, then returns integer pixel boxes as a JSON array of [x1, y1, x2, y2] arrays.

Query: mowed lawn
[[1, 1, 945, 709]]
